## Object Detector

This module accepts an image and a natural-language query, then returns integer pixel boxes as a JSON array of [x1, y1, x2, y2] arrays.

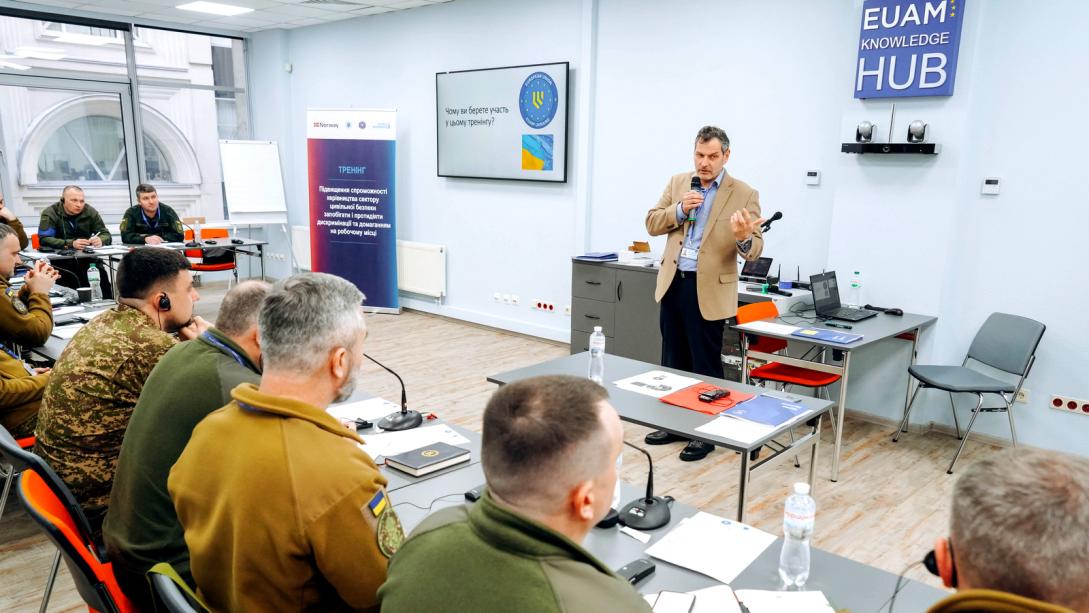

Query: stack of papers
[[644, 585, 741, 613], [735, 321, 800, 336], [327, 397, 402, 423], [359, 424, 470, 461], [614, 370, 702, 399], [695, 416, 775, 445], [51, 324, 82, 339], [733, 590, 834, 612], [645, 512, 776, 584]]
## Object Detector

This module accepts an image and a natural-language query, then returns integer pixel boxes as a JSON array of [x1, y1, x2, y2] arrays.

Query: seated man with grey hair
[[169, 273, 401, 612], [104, 280, 270, 610], [926, 448, 1089, 613], [379, 375, 651, 613]]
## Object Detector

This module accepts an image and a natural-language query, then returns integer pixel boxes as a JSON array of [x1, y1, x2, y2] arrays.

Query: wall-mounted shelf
[[841, 142, 940, 154]]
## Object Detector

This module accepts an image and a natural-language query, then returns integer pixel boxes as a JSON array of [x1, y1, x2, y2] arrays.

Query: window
[[42, 22, 125, 41], [36, 116, 172, 182]]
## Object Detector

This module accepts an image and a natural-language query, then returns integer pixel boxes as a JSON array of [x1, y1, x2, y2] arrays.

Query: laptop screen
[[741, 257, 773, 278], [809, 271, 842, 315]]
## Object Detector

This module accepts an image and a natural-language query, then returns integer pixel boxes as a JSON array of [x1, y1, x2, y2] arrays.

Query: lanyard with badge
[[680, 186, 706, 262], [141, 209, 160, 231], [200, 331, 249, 368]]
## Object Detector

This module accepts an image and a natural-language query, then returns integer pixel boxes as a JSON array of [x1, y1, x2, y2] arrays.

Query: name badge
[[680, 247, 698, 261]]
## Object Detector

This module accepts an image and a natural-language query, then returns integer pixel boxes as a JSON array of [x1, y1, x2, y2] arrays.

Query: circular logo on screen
[[519, 72, 559, 129], [358, 121, 367, 129]]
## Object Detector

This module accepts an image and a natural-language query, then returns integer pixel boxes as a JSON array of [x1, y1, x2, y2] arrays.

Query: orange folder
[[659, 384, 755, 416]]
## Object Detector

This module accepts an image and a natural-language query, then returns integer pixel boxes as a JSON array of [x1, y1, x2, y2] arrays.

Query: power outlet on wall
[[1049, 395, 1089, 415], [1015, 388, 1029, 404]]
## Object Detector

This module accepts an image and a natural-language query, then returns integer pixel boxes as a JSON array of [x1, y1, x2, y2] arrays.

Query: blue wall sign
[[854, 0, 966, 99]]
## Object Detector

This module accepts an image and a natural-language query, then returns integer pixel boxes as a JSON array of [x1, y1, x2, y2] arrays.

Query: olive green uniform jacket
[[169, 383, 400, 613], [119, 204, 184, 244], [3, 217, 30, 250], [0, 277, 52, 438], [35, 304, 176, 516], [378, 492, 652, 613], [103, 328, 260, 588], [37, 201, 112, 250]]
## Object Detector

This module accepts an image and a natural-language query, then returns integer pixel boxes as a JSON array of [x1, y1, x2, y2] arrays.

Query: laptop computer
[[740, 257, 773, 283], [809, 271, 878, 322]]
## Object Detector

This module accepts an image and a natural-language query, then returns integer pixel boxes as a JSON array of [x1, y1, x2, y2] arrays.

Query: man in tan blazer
[[644, 126, 764, 461]]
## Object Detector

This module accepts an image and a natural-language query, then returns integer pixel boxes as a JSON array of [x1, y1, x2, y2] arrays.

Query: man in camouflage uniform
[[0, 191, 30, 249], [35, 248, 208, 536], [120, 183, 185, 245], [0, 224, 58, 438], [37, 185, 113, 298], [170, 273, 400, 611]]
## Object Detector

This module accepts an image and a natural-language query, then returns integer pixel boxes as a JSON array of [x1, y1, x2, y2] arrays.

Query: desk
[[488, 353, 833, 522], [735, 311, 937, 481], [389, 462, 947, 611]]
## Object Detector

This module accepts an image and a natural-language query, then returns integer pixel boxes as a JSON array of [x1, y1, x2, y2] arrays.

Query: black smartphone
[[615, 558, 656, 585], [698, 388, 731, 403]]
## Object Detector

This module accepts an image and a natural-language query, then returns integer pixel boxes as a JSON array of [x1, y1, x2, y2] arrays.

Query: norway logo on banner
[[854, 0, 966, 99]]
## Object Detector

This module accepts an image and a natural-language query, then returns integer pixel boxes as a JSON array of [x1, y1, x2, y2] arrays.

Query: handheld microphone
[[617, 440, 672, 531], [760, 211, 783, 233], [363, 353, 423, 431], [687, 176, 701, 222]]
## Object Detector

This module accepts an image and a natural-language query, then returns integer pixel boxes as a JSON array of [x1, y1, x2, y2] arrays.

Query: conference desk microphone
[[363, 353, 423, 431], [617, 440, 672, 531], [179, 220, 202, 248]]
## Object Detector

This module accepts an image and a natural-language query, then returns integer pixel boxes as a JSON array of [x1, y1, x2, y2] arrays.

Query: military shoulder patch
[[11, 297, 27, 315], [367, 489, 388, 517], [377, 507, 405, 558]]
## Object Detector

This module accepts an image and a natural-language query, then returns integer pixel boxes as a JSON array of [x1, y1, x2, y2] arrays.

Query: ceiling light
[[176, 1, 255, 17]]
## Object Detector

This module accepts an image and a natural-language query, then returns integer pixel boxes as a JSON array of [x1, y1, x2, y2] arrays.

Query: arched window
[[35, 115, 173, 182]]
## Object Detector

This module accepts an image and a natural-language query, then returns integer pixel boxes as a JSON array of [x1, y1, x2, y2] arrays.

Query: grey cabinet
[[570, 260, 662, 363]]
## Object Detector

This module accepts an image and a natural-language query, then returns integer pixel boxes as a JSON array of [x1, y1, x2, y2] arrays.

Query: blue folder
[[727, 394, 811, 427], [791, 327, 863, 344]]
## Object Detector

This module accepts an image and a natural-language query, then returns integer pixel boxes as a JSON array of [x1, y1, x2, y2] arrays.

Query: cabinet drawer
[[571, 328, 614, 354], [571, 297, 616, 335], [572, 263, 617, 302]]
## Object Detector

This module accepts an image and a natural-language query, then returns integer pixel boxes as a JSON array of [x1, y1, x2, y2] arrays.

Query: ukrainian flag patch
[[368, 490, 388, 517]]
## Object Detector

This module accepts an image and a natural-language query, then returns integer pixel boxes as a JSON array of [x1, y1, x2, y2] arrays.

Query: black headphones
[[158, 293, 171, 311]]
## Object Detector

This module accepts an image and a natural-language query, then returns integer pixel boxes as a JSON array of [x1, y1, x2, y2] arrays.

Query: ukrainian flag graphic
[[521, 134, 554, 171]]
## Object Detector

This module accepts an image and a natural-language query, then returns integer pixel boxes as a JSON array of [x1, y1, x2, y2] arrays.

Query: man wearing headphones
[[35, 248, 208, 538], [120, 183, 185, 245], [925, 448, 1089, 612], [37, 185, 114, 298]]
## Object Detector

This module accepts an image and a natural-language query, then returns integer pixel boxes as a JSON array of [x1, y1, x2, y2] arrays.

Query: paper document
[[90, 247, 128, 255], [51, 306, 84, 317], [359, 424, 470, 461], [327, 397, 401, 423], [614, 370, 701, 399], [645, 512, 775, 584], [736, 321, 800, 337], [51, 324, 83, 339], [695, 415, 776, 445], [643, 585, 742, 613], [733, 590, 834, 613]]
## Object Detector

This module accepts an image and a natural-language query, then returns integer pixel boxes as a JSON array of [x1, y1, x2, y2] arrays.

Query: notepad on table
[[645, 511, 775, 584], [726, 395, 812, 428], [385, 441, 471, 477]]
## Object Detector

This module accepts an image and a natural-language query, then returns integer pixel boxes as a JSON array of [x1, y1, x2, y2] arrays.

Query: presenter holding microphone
[[644, 126, 764, 462]]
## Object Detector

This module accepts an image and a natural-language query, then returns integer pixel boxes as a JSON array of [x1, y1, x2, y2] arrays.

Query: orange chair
[[184, 228, 238, 288], [0, 433, 35, 522], [19, 470, 135, 613], [31, 233, 40, 249], [736, 302, 842, 437]]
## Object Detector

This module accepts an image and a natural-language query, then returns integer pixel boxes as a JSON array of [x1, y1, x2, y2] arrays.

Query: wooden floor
[[1, 284, 1000, 610]]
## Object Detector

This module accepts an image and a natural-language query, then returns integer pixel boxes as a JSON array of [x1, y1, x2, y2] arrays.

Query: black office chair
[[893, 312, 1045, 474], [149, 562, 207, 613]]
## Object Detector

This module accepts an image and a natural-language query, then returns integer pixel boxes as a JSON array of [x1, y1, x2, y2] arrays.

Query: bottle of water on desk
[[87, 263, 102, 302], [847, 270, 863, 307], [779, 482, 816, 589], [588, 326, 606, 384]]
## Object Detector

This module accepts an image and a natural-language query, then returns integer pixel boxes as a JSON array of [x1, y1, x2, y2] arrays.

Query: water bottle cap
[[793, 482, 810, 495], [593, 326, 602, 333]]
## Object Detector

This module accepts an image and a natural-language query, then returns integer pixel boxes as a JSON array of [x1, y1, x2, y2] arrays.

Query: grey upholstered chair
[[892, 312, 1045, 474]]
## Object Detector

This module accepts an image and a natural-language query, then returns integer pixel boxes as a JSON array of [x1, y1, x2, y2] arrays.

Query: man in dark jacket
[[37, 185, 113, 298], [120, 183, 184, 245], [379, 375, 651, 613], [104, 280, 268, 610]]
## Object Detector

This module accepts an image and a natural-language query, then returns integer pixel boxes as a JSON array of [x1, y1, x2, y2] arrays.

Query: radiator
[[291, 225, 311, 271], [397, 240, 446, 299]]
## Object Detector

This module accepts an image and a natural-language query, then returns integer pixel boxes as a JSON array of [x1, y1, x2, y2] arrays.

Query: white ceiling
[[17, 0, 455, 33]]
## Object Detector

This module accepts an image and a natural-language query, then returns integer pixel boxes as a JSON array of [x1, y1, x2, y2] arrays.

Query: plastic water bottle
[[779, 482, 816, 589], [588, 326, 606, 383], [87, 264, 103, 301], [847, 270, 863, 307]]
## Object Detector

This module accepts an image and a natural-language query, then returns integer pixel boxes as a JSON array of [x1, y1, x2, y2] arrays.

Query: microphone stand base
[[618, 496, 671, 531], [378, 410, 423, 431], [595, 508, 620, 529]]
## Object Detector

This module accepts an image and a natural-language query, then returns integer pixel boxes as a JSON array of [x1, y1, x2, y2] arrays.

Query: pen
[[825, 322, 852, 330]]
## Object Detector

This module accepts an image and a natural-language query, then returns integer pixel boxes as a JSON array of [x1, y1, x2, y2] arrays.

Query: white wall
[[249, 0, 1089, 455]]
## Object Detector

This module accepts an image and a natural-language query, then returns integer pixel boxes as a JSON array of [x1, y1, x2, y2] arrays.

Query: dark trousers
[[659, 271, 726, 379], [54, 257, 113, 300], [107, 546, 159, 613]]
